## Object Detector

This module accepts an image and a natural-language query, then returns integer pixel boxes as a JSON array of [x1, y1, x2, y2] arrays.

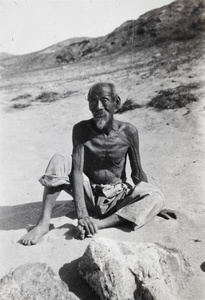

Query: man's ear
[[114, 96, 121, 112]]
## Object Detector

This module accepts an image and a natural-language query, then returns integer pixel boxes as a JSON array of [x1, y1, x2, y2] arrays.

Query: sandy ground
[[0, 51, 205, 299]]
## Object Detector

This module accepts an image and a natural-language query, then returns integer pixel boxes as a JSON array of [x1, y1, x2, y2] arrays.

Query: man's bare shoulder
[[73, 119, 96, 143], [73, 119, 95, 135], [73, 119, 92, 129], [115, 120, 138, 136]]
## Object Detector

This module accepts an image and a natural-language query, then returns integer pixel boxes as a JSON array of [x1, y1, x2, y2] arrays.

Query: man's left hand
[[77, 216, 98, 239]]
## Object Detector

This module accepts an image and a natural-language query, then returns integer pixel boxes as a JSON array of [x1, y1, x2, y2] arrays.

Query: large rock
[[0, 262, 79, 300], [78, 238, 193, 300]]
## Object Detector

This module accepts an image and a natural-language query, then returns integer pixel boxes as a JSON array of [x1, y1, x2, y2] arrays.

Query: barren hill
[[0, 0, 204, 73], [0, 52, 14, 60]]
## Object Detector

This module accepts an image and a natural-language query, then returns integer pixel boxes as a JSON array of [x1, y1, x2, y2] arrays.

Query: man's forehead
[[89, 85, 112, 98]]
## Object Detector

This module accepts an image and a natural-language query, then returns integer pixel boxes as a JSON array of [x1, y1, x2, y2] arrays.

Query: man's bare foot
[[19, 221, 49, 246]]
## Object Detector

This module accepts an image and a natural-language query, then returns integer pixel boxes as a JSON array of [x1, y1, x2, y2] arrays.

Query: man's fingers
[[88, 217, 98, 234], [86, 220, 97, 236], [75, 225, 86, 240], [78, 217, 98, 237], [84, 222, 91, 236], [92, 221, 98, 234]]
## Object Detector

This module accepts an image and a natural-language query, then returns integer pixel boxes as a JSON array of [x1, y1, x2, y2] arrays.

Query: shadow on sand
[[0, 200, 76, 231], [59, 259, 100, 300], [0, 199, 173, 232]]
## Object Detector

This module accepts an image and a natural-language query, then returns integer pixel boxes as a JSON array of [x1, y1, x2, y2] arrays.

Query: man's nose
[[96, 100, 104, 109]]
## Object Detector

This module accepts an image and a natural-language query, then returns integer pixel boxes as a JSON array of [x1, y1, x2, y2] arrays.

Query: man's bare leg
[[19, 186, 62, 246], [97, 214, 128, 229], [76, 214, 129, 240]]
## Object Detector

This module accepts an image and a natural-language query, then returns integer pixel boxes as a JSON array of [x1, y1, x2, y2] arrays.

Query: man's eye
[[102, 98, 109, 104]]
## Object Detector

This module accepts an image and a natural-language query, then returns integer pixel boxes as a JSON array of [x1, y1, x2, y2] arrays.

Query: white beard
[[94, 114, 109, 130]]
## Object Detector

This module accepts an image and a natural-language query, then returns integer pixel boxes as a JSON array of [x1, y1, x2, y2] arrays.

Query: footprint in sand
[[46, 229, 65, 242]]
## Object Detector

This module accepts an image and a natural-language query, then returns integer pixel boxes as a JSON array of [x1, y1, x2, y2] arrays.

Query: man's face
[[88, 86, 116, 130]]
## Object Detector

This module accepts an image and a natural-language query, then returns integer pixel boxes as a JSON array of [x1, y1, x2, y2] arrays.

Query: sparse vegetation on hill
[[11, 94, 32, 101], [34, 91, 78, 102], [136, 0, 205, 44], [147, 83, 199, 110], [9, 90, 78, 110], [11, 103, 31, 109], [34, 92, 60, 103], [116, 98, 142, 114]]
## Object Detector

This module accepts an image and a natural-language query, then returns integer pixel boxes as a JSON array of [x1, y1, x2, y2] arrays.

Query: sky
[[0, 0, 173, 55]]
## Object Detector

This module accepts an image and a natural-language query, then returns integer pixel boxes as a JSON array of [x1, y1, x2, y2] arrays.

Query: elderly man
[[20, 82, 169, 245]]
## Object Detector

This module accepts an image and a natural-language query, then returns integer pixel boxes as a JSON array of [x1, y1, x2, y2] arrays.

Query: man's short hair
[[87, 82, 118, 101]]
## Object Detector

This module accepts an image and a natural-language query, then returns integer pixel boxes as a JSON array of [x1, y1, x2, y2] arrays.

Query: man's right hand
[[78, 216, 98, 238]]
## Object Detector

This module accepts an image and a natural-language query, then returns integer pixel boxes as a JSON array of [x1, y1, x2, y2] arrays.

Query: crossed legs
[[19, 185, 128, 245]]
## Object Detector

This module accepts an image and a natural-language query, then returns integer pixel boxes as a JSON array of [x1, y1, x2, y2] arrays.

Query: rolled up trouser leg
[[115, 181, 164, 229], [39, 153, 72, 187], [38, 153, 96, 215]]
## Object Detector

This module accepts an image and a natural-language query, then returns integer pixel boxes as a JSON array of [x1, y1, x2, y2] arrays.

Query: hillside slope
[[0, 53, 14, 60], [0, 0, 204, 73]]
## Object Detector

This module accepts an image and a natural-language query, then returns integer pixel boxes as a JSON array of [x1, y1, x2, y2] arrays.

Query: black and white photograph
[[0, 0, 204, 299]]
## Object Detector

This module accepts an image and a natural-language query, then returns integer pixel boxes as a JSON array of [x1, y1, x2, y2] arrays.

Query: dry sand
[[0, 52, 205, 299]]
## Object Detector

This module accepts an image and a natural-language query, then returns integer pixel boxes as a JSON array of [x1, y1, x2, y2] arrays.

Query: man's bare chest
[[84, 133, 130, 162]]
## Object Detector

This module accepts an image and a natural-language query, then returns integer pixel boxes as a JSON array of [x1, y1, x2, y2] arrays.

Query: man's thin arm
[[71, 124, 98, 237], [72, 146, 89, 219], [127, 125, 148, 184], [71, 126, 88, 218]]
